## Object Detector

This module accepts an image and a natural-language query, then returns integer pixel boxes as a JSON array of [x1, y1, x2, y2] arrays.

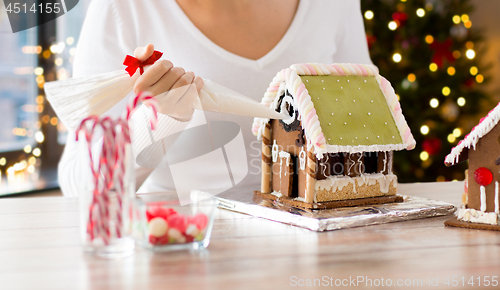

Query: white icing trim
[[457, 208, 498, 225], [356, 154, 363, 176], [445, 102, 500, 165], [382, 152, 387, 173], [314, 173, 397, 194], [299, 147, 306, 170], [256, 118, 269, 141], [480, 185, 487, 212], [272, 140, 279, 162], [293, 196, 306, 202], [278, 151, 291, 164], [496, 181, 499, 214], [271, 191, 283, 198], [315, 143, 408, 158], [321, 154, 329, 177], [278, 151, 291, 178], [388, 151, 393, 174]]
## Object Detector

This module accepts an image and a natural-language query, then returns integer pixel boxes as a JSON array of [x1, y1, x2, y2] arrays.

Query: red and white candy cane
[[76, 91, 159, 245], [76, 116, 111, 244], [125, 91, 159, 130], [115, 91, 159, 236]]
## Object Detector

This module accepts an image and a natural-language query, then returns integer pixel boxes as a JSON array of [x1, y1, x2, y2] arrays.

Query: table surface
[[1, 182, 499, 290]]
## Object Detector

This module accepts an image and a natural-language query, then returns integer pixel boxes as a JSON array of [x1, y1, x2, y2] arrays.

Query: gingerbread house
[[252, 64, 416, 208], [445, 103, 500, 229]]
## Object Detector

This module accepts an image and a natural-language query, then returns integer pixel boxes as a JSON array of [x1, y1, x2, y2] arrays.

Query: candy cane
[[98, 117, 117, 242], [76, 91, 159, 245], [125, 91, 159, 130], [76, 116, 108, 243]]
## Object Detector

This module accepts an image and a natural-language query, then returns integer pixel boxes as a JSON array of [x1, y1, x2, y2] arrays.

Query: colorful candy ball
[[146, 206, 209, 245], [149, 217, 168, 237]]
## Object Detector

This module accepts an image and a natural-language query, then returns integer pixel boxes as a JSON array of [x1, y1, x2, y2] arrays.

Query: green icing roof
[[300, 75, 403, 147]]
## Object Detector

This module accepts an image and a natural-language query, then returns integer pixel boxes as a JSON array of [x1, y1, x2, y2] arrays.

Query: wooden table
[[1, 182, 499, 289]]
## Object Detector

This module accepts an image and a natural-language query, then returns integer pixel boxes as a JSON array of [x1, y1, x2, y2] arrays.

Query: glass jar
[[78, 139, 136, 258], [131, 190, 217, 251]]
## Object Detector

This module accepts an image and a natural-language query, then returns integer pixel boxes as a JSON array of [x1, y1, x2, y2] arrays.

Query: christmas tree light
[[362, 0, 493, 182]]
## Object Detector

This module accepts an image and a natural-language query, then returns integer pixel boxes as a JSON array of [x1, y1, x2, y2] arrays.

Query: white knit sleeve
[[58, 0, 137, 196], [129, 105, 190, 168]]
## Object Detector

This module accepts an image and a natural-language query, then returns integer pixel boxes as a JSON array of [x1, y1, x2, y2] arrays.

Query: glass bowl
[[131, 191, 217, 251]]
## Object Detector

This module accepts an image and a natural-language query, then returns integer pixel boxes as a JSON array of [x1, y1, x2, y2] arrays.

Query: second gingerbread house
[[445, 103, 500, 229]]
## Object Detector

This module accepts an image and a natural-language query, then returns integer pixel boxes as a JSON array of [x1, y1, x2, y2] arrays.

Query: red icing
[[474, 167, 493, 186]]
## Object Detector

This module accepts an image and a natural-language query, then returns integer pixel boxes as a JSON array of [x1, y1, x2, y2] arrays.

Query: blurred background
[[0, 0, 498, 196]]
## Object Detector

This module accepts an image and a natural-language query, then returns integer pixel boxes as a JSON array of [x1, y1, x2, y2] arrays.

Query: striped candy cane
[[76, 91, 159, 245]]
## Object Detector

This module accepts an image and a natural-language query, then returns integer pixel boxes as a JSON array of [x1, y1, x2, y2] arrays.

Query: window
[[0, 0, 91, 195]]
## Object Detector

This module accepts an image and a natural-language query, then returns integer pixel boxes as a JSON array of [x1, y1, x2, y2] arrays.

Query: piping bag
[[44, 51, 287, 132]]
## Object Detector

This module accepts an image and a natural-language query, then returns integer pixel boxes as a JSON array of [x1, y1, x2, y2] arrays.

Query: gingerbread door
[[272, 153, 294, 197]]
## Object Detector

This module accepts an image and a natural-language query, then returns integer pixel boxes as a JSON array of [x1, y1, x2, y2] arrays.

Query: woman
[[59, 0, 372, 196]]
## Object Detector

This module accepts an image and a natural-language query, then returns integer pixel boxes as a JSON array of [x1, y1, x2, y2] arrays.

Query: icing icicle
[[299, 148, 306, 170], [272, 140, 278, 163], [496, 181, 499, 214], [388, 151, 393, 174], [445, 102, 500, 166], [480, 186, 487, 212]]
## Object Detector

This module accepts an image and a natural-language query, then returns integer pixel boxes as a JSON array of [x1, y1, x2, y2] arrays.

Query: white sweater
[[59, 0, 372, 196]]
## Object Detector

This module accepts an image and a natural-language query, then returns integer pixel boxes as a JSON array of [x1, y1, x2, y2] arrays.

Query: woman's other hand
[[133, 44, 204, 121]]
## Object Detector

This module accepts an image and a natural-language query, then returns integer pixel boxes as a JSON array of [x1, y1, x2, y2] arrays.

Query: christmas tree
[[361, 0, 494, 182]]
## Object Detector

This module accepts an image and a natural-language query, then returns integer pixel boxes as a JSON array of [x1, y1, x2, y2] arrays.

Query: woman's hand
[[133, 44, 204, 121]]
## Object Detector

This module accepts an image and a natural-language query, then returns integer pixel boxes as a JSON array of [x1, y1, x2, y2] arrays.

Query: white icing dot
[[353, 100, 356, 102], [306, 80, 308, 82], [358, 88, 361, 90], [337, 80, 340, 82], [328, 122, 331, 125], [323, 88, 325, 90], [328, 138, 331, 141], [363, 125, 366, 127], [344, 122, 347, 125], [364, 80, 367, 83], [331, 113, 334, 115], [321, 80, 324, 82], [335, 99, 338, 101], [371, 100, 374, 103], [368, 112, 371, 115], [340, 137, 342, 140], [355, 137, 357, 139], [347, 80, 350, 82], [348, 113, 351, 115], [317, 97, 320, 100], [392, 136, 395, 138], [377, 136, 380, 138], [341, 87, 343, 89], [384, 122, 387, 125], [366, 137, 369, 139]]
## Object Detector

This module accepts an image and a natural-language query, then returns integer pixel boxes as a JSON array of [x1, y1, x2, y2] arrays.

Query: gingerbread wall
[[467, 123, 500, 212]]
